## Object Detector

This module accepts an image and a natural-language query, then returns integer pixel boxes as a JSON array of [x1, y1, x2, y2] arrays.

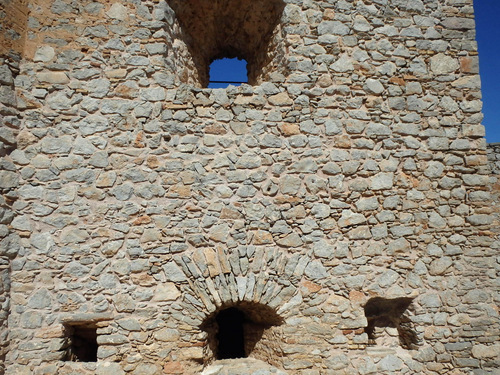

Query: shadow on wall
[[364, 297, 419, 350]]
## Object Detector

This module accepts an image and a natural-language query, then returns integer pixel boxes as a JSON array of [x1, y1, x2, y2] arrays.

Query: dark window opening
[[364, 297, 419, 350], [216, 307, 246, 359], [63, 323, 98, 362], [201, 302, 283, 364], [208, 58, 248, 89]]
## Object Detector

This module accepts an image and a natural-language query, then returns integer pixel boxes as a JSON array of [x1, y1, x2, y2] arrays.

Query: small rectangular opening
[[64, 322, 98, 362]]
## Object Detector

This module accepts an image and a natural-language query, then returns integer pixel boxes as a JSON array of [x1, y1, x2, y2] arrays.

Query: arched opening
[[364, 297, 419, 349], [201, 302, 284, 365], [208, 58, 248, 89]]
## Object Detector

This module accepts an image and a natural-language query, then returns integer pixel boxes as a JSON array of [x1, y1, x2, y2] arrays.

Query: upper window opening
[[208, 58, 248, 89], [166, 0, 285, 87]]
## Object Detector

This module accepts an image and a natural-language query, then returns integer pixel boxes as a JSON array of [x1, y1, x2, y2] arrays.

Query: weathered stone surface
[[37, 72, 69, 84], [471, 344, 500, 359], [430, 53, 459, 74], [106, 3, 128, 20], [96, 362, 126, 375], [152, 283, 181, 301], [33, 46, 55, 62], [0, 171, 19, 188]]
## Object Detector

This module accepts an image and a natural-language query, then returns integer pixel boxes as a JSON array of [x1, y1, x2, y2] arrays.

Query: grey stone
[[330, 54, 354, 72], [279, 175, 301, 195], [0, 64, 14, 85], [97, 334, 128, 345], [356, 197, 379, 211], [276, 233, 303, 247], [65, 261, 90, 277], [0, 171, 19, 188], [338, 210, 366, 228], [27, 289, 52, 309], [106, 3, 128, 20], [364, 78, 384, 95], [318, 21, 349, 35], [20, 311, 44, 329], [141, 87, 166, 101], [37, 72, 69, 84], [311, 203, 330, 219], [74, 136, 97, 155], [30, 233, 54, 254], [379, 355, 403, 372], [377, 269, 399, 288], [34, 46, 55, 62], [371, 172, 393, 190], [96, 362, 126, 375], [304, 260, 328, 281], [163, 262, 187, 282], [429, 257, 453, 275], [430, 53, 459, 74], [113, 294, 136, 313], [11, 215, 31, 231], [236, 153, 261, 169], [77, 115, 110, 135]]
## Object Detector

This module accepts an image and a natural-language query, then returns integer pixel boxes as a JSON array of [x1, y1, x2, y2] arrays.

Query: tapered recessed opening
[[364, 297, 418, 349], [166, 0, 286, 87], [63, 323, 98, 362]]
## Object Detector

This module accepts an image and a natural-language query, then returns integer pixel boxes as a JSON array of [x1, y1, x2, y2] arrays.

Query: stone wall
[[1, 1, 29, 372], [0, 56, 21, 375], [487, 143, 500, 239], [1, 0, 499, 374]]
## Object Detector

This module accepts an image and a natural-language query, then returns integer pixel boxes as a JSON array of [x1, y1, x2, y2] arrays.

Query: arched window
[[208, 58, 248, 89], [202, 302, 283, 362]]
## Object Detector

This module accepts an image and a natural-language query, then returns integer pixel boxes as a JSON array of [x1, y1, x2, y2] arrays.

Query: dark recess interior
[[202, 302, 284, 363], [65, 324, 98, 362], [216, 307, 246, 359], [364, 296, 419, 349]]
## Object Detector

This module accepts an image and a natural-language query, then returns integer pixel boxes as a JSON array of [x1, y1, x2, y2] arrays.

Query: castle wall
[[1, 0, 499, 374], [0, 1, 28, 372], [487, 143, 500, 238]]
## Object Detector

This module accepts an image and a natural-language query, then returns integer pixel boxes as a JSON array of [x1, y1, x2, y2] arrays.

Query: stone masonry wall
[[487, 143, 500, 238], [0, 55, 22, 375], [1, 0, 499, 374], [0, 0, 28, 372]]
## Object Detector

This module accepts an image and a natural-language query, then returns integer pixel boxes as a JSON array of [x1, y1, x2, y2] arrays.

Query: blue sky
[[474, 1, 500, 143], [210, 4, 499, 143]]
